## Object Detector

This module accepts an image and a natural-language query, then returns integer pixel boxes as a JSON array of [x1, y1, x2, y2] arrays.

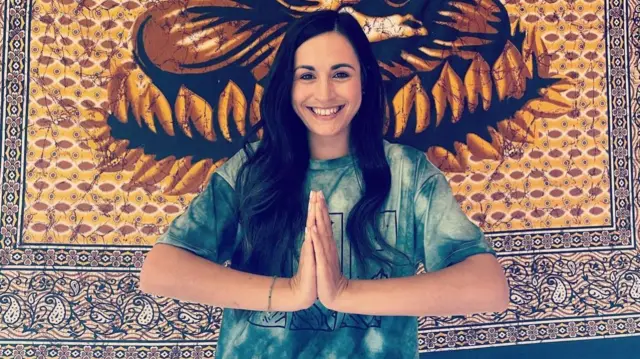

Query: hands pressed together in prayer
[[288, 191, 350, 311], [285, 190, 510, 317]]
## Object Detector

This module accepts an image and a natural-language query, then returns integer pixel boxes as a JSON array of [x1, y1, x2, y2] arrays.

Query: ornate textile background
[[0, 0, 638, 356]]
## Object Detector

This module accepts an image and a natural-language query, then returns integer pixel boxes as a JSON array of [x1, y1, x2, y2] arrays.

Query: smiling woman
[[139, 9, 508, 359]]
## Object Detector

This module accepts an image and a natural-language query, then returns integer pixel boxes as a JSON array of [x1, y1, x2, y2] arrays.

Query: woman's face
[[291, 31, 362, 145]]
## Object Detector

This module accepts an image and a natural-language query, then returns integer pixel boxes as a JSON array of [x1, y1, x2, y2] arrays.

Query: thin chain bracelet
[[267, 275, 277, 312]]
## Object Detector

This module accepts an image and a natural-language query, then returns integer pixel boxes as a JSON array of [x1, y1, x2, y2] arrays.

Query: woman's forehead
[[294, 32, 360, 69]]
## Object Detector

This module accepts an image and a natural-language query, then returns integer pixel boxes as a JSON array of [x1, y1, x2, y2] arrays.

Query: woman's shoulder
[[383, 140, 441, 182], [214, 140, 260, 189]]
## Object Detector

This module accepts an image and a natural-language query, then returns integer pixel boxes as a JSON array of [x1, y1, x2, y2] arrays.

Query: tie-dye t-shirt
[[155, 140, 495, 359]]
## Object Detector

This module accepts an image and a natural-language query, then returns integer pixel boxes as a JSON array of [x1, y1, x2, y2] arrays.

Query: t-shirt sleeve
[[154, 172, 239, 265], [414, 172, 496, 272]]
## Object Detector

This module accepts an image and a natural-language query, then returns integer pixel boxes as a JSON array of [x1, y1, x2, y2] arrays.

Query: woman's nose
[[315, 78, 335, 102]]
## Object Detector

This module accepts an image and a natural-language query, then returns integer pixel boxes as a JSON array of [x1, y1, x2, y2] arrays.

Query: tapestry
[[0, 0, 637, 356]]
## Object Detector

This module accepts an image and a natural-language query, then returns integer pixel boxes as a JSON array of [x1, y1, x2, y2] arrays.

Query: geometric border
[[0, 345, 217, 359]]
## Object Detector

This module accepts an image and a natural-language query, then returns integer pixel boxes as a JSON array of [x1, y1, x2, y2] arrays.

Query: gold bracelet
[[267, 275, 277, 312]]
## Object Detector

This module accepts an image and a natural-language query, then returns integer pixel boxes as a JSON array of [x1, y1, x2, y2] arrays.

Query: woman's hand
[[287, 191, 318, 310], [309, 191, 350, 310]]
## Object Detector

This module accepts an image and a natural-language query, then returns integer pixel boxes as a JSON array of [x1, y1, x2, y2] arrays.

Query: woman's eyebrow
[[294, 63, 356, 71], [294, 65, 315, 71], [331, 63, 356, 70]]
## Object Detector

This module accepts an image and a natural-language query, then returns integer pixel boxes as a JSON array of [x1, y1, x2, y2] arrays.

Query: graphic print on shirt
[[248, 211, 397, 331], [248, 310, 287, 328], [340, 211, 396, 329]]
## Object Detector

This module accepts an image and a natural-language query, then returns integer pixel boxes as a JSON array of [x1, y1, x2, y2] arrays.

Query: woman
[[140, 10, 509, 359]]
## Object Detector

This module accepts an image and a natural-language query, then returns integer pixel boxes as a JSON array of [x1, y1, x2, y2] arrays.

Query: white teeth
[[311, 106, 341, 116]]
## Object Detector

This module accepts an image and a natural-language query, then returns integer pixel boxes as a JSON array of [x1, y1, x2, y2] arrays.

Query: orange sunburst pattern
[[21, 0, 608, 248]]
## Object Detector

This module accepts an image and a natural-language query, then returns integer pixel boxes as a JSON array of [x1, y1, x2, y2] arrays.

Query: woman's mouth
[[307, 105, 345, 119]]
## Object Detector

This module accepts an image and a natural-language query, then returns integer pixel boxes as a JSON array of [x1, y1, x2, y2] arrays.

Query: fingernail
[[319, 191, 324, 199], [310, 190, 314, 199]]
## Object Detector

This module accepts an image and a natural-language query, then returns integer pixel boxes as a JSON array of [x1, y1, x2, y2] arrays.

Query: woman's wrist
[[268, 277, 307, 312]]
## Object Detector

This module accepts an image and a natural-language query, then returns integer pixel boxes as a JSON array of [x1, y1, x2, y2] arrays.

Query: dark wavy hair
[[232, 10, 408, 278]]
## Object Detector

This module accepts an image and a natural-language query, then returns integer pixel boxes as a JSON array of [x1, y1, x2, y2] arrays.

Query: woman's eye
[[334, 72, 350, 79], [300, 73, 314, 80]]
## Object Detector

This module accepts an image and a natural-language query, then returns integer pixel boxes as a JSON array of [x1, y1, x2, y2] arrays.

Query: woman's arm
[[328, 253, 509, 316], [140, 243, 304, 312]]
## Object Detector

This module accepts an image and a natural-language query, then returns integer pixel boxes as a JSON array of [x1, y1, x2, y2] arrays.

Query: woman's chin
[[307, 128, 350, 140]]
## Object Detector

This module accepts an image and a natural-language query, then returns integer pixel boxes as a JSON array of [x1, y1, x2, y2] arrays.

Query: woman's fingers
[[300, 192, 316, 279], [319, 193, 332, 236], [306, 191, 316, 230], [316, 193, 332, 239], [301, 228, 316, 267], [314, 193, 332, 260], [315, 197, 328, 239], [311, 225, 326, 266]]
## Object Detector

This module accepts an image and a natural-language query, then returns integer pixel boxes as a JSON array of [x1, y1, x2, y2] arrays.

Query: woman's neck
[[309, 133, 350, 160]]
